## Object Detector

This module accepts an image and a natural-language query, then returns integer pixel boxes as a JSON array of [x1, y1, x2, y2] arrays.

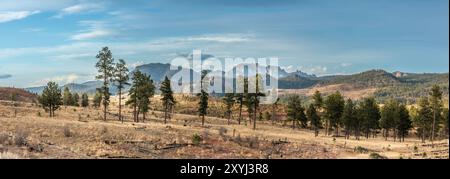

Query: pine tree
[[81, 93, 89, 107], [242, 73, 266, 130], [95, 47, 115, 121], [324, 92, 345, 136], [138, 74, 155, 122], [341, 99, 356, 139], [197, 70, 209, 126], [38, 82, 62, 117], [73, 93, 80, 107], [271, 97, 280, 124], [286, 95, 307, 129], [235, 77, 246, 125], [127, 70, 155, 123], [93, 91, 102, 108], [380, 99, 399, 141], [307, 104, 321, 137], [359, 97, 380, 139], [223, 93, 235, 125], [415, 97, 433, 143], [396, 104, 412, 142], [442, 108, 449, 138], [160, 76, 176, 124], [63, 87, 73, 107], [312, 90, 323, 109], [429, 84, 443, 146], [127, 70, 141, 122], [113, 59, 130, 123]]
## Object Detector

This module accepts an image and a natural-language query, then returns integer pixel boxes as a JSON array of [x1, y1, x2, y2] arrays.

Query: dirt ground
[[0, 100, 448, 159]]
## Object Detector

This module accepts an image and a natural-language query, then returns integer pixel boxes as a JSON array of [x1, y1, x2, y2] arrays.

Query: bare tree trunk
[[431, 110, 436, 147], [136, 108, 140, 123], [253, 104, 257, 130], [238, 102, 243, 125], [164, 103, 168, 124], [133, 103, 137, 122], [143, 112, 146, 123], [103, 104, 107, 121], [271, 104, 276, 124], [202, 115, 205, 126], [118, 88, 122, 123]]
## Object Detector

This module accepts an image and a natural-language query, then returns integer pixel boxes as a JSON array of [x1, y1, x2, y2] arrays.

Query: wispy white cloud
[[31, 73, 93, 87], [71, 20, 114, 41], [0, 11, 40, 23], [183, 33, 253, 43], [340, 63, 352, 67], [283, 65, 328, 76], [54, 3, 104, 18]]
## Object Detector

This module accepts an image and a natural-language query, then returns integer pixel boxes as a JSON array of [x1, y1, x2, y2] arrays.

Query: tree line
[[281, 85, 448, 143], [38, 47, 176, 124], [37, 47, 449, 143]]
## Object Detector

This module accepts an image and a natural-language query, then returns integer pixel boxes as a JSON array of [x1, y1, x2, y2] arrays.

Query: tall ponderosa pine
[[396, 104, 412, 142], [307, 104, 321, 137], [127, 70, 155, 122], [198, 70, 209, 126], [127, 70, 141, 122], [415, 97, 433, 143], [38, 82, 62, 117], [63, 87, 73, 107], [324, 92, 345, 136], [95, 47, 115, 121], [138, 74, 155, 122], [113, 59, 130, 123], [73, 93, 80, 107], [235, 77, 247, 125], [429, 84, 443, 146], [341, 99, 356, 139], [271, 97, 280, 124], [442, 108, 449, 138], [223, 93, 235, 125], [245, 74, 265, 130], [312, 90, 323, 109], [160, 76, 176, 124], [286, 95, 307, 129], [81, 93, 89, 107], [93, 91, 102, 108], [380, 99, 400, 141], [359, 97, 380, 139]]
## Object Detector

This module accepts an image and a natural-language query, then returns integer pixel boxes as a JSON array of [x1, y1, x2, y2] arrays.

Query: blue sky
[[0, 0, 448, 88]]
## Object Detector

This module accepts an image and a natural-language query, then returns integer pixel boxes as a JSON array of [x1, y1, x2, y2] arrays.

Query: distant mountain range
[[23, 62, 448, 103]]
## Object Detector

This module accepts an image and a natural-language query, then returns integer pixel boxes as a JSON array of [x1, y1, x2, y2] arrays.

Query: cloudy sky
[[0, 0, 448, 88]]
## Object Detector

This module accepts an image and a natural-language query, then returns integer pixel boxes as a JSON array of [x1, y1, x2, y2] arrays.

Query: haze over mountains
[[22, 61, 449, 104]]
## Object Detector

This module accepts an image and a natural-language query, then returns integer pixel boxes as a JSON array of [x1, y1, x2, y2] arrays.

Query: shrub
[[354, 146, 369, 153], [14, 128, 29, 146], [63, 125, 73, 137], [369, 152, 388, 159], [218, 127, 227, 137], [0, 133, 9, 145], [192, 134, 202, 145], [247, 136, 259, 149], [101, 126, 108, 134], [413, 146, 418, 152]]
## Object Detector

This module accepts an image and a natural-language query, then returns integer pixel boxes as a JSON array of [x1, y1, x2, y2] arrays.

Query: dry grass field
[[0, 98, 448, 159]]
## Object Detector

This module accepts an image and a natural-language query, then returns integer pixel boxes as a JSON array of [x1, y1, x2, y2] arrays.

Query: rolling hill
[[22, 62, 448, 103], [0, 87, 37, 103]]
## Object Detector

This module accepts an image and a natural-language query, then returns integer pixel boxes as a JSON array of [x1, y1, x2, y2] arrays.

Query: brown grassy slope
[[0, 87, 37, 103], [1, 99, 448, 159]]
